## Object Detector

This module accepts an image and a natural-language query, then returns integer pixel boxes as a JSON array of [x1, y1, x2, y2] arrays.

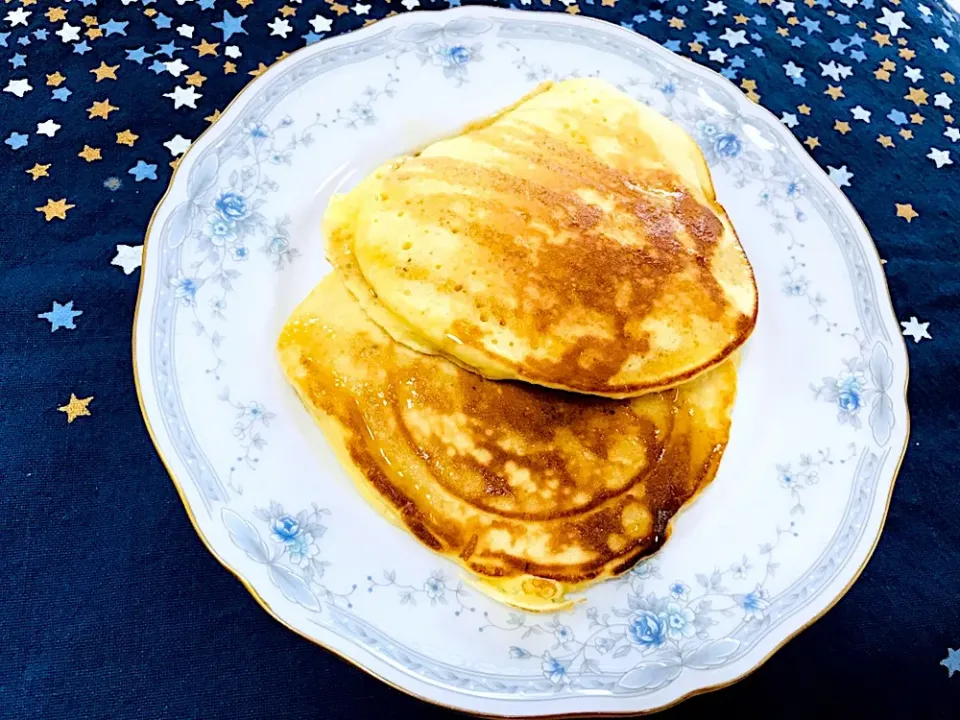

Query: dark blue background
[[2, 0, 959, 717]]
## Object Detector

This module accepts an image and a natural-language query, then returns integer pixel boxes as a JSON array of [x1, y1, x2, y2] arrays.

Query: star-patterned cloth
[[1, 1, 958, 717]]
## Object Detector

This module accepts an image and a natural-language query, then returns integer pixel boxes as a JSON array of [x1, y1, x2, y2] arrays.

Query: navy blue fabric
[[2, 0, 959, 717]]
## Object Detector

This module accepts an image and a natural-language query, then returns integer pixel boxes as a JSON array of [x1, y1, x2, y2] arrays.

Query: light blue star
[[149, 59, 168, 74], [198, 0, 217, 9], [750, 32, 761, 41], [212, 10, 247, 42], [156, 41, 179, 57], [302, 32, 323, 45], [848, 33, 865, 47], [73, 41, 92, 55], [142, 0, 157, 5], [801, 18, 821, 34], [5, 132, 28, 150], [126, 46, 152, 64], [38, 301, 82, 332], [33, 29, 48, 40], [633, 14, 647, 24], [828, 38, 847, 53], [10, 53, 26, 68], [649, 10, 663, 21], [720, 67, 738, 80], [850, 49, 867, 62], [663, 39, 681, 52], [129, 161, 158, 182], [0, 33, 9, 47], [100, 20, 129, 37], [447, 0, 462, 6], [942, 648, 960, 677], [694, 31, 710, 45], [752, 47, 765, 57], [790, 37, 806, 48], [752, 14, 766, 25], [887, 109, 908, 125], [80, 0, 97, 5], [676, 5, 688, 15], [729, 56, 745, 69], [18, 36, 31, 47], [52, 87, 71, 102], [861, 0, 874, 7], [835, 13, 849, 25], [153, 13, 172, 29]]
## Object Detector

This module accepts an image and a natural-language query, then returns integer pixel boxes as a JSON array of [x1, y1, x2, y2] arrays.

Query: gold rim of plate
[[131, 7, 911, 717]]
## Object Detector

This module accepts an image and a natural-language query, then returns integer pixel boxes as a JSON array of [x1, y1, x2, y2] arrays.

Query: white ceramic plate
[[134, 7, 909, 716]]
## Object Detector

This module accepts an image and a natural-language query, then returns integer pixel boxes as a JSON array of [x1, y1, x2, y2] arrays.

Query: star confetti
[[900, 316, 931, 342], [58, 394, 93, 424], [38, 300, 82, 331], [36, 198, 75, 221]]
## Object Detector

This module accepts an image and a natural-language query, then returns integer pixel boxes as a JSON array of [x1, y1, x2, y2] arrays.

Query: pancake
[[324, 77, 757, 398], [278, 274, 737, 611]]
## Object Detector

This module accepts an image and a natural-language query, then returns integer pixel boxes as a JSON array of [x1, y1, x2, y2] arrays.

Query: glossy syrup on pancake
[[324, 78, 757, 398], [278, 275, 737, 611]]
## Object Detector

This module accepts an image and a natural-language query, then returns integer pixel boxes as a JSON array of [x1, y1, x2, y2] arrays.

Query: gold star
[[734, 13, 749, 23], [947, 114, 955, 124], [896, 203, 918, 222], [904, 87, 928, 106], [144, 8, 157, 17], [798, 104, 811, 115], [238, 0, 255, 6], [834, 120, 851, 134], [46, 71, 65, 87], [45, 7, 67, 22], [897, 38, 907, 47], [877, 134, 895, 148], [910, 113, 924, 125], [943, 72, 956, 85], [688, 41, 703, 54], [740, 79, 757, 91], [224, 61, 237, 74], [776, 27, 789, 37], [804, 0, 816, 5], [249, 62, 269, 77], [205, 109, 222, 123], [26, 163, 51, 180], [745, 90, 761, 103], [185, 71, 207, 87], [881, 59, 896, 71], [899, 47, 916, 60], [170, 157, 183, 170], [600, 0, 617, 5], [824, 85, 844, 100], [58, 394, 93, 424], [759, 0, 774, 5], [22, 0, 38, 6], [81, 15, 99, 27], [890, 0, 900, 4], [787, 16, 799, 25], [85, 27, 103, 40], [275, 51, 290, 62], [78, 145, 102, 162], [872, 32, 891, 47], [116, 129, 138, 146], [874, 68, 891, 82], [828, 9, 836, 16], [87, 99, 118, 119], [193, 39, 220, 57], [330, 3, 349, 16], [36, 198, 75, 221], [804, 136, 820, 149], [668, 17, 684, 29], [90, 61, 119, 82], [279, 5, 296, 16], [898, 128, 914, 140]]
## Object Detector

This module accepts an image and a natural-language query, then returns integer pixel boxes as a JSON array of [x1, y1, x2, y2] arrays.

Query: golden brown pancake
[[278, 274, 737, 610], [325, 77, 757, 398]]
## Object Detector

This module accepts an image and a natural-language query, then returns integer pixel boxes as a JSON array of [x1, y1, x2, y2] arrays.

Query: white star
[[827, 165, 853, 188], [933, 36, 950, 52], [918, 3, 932, 16], [3, 78, 32, 97], [177, 24, 194, 39], [777, 1, 795, 15], [36, 119, 61, 137], [5, 7, 30, 26], [401, 0, 420, 9], [927, 148, 953, 168], [165, 58, 190, 77], [780, 112, 798, 128], [163, 134, 192, 156], [945, 127, 960, 142], [934, 92, 953, 109], [353, 3, 370, 15], [904, 66, 923, 82], [838, 0, 857, 7], [707, 48, 728, 64], [56, 22, 80, 43], [267, 17, 292, 37], [705, 1, 727, 16], [784, 61, 803, 78], [877, 8, 909, 36], [720, 28, 749, 47], [225, 45, 242, 59], [309, 14, 332, 33], [111, 245, 144, 275], [164, 85, 202, 109], [900, 317, 931, 343], [820, 60, 852, 81], [851, 105, 871, 122]]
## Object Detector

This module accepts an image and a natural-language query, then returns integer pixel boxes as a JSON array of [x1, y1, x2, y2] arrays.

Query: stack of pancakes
[[278, 79, 758, 611]]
